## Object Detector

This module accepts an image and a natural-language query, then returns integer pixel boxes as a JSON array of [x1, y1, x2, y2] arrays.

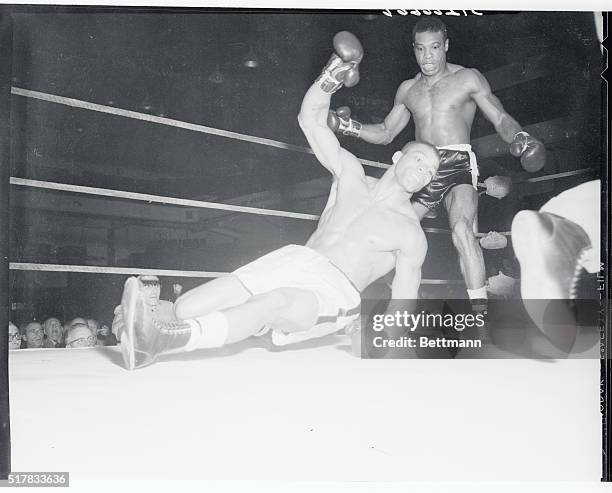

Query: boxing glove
[[316, 31, 363, 94], [327, 106, 362, 137], [483, 175, 511, 199], [510, 132, 546, 172]]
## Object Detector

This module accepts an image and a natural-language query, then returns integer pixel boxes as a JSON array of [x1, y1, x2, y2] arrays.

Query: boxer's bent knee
[[266, 287, 320, 333]]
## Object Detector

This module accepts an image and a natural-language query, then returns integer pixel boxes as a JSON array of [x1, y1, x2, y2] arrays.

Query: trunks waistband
[[436, 144, 473, 152]]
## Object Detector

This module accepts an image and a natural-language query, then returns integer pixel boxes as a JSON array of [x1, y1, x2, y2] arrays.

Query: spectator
[[24, 321, 44, 349], [96, 324, 117, 346], [8, 322, 21, 350], [64, 323, 97, 348], [86, 319, 100, 346], [42, 317, 65, 348]]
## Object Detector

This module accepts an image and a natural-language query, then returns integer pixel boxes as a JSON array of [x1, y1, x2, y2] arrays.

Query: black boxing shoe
[[120, 277, 193, 370]]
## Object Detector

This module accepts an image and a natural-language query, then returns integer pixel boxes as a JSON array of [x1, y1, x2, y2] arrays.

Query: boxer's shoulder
[[396, 77, 419, 99]]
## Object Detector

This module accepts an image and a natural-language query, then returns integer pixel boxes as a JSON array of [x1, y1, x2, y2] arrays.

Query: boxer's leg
[[174, 274, 251, 320], [220, 287, 319, 344], [120, 276, 319, 369], [444, 184, 486, 293]]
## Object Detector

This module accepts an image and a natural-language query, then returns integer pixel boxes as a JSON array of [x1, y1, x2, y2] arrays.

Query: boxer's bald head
[[392, 141, 439, 193]]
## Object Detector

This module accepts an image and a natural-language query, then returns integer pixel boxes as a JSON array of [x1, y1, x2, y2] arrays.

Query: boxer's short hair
[[412, 18, 448, 42]]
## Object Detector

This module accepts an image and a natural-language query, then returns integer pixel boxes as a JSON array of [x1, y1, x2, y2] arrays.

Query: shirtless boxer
[[117, 32, 440, 370], [329, 18, 545, 307]]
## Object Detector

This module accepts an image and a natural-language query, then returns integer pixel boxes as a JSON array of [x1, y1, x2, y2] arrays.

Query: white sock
[[183, 312, 229, 351], [466, 286, 488, 300]]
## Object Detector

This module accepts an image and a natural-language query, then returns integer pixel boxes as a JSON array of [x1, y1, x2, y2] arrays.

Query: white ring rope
[[12, 87, 596, 182], [10, 177, 320, 221], [11, 87, 390, 170], [9, 262, 462, 284], [9, 263, 226, 278]]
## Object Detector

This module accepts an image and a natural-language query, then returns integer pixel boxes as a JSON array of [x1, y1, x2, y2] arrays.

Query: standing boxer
[[329, 18, 545, 308]]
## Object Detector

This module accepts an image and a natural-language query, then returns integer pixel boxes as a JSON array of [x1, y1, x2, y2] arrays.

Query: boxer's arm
[[358, 80, 413, 145], [390, 232, 427, 299], [468, 69, 523, 143], [391, 254, 422, 300], [298, 84, 365, 178]]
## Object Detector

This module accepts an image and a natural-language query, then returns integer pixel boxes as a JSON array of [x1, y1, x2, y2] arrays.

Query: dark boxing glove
[[327, 106, 362, 138], [316, 31, 363, 94], [510, 132, 546, 172]]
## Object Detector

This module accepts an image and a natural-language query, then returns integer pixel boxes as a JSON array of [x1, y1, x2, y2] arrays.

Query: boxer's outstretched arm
[[468, 69, 523, 143], [298, 84, 365, 178], [358, 80, 414, 145]]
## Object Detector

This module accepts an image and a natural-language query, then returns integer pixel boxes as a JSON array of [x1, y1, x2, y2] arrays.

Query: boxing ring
[[9, 343, 601, 480], [8, 84, 602, 480]]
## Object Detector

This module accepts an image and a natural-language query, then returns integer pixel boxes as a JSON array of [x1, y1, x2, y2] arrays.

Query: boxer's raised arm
[[298, 85, 363, 178], [298, 31, 365, 178]]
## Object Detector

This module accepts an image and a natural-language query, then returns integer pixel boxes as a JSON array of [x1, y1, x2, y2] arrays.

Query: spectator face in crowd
[[68, 317, 87, 328], [64, 323, 97, 348], [8, 322, 21, 350], [42, 317, 64, 346], [24, 322, 45, 349], [138, 275, 161, 309]]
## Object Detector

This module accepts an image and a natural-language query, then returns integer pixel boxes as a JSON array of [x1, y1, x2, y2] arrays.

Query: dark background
[[7, 9, 604, 325]]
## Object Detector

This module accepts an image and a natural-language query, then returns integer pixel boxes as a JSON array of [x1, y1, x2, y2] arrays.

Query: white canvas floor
[[8, 335, 601, 481]]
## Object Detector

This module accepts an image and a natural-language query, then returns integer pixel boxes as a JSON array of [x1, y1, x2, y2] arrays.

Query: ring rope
[[13, 88, 597, 182], [9, 262, 462, 284], [11, 177, 466, 235], [11, 87, 390, 170], [10, 177, 320, 221]]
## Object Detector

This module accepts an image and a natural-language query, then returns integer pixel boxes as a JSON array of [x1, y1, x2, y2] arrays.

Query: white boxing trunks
[[232, 244, 361, 345]]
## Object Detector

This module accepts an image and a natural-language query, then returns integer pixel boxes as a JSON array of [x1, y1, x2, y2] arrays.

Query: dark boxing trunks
[[412, 144, 478, 211]]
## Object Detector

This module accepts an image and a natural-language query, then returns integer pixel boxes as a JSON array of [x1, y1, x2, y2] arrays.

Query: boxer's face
[[8, 322, 21, 350], [395, 144, 439, 192], [43, 318, 64, 343], [25, 322, 44, 348], [413, 31, 448, 76]]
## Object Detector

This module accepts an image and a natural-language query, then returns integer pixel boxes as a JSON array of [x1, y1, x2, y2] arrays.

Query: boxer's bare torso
[[398, 63, 478, 146], [306, 172, 426, 292]]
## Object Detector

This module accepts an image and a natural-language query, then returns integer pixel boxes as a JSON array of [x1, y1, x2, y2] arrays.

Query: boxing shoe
[[512, 210, 590, 300], [120, 277, 192, 370], [512, 211, 592, 350]]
